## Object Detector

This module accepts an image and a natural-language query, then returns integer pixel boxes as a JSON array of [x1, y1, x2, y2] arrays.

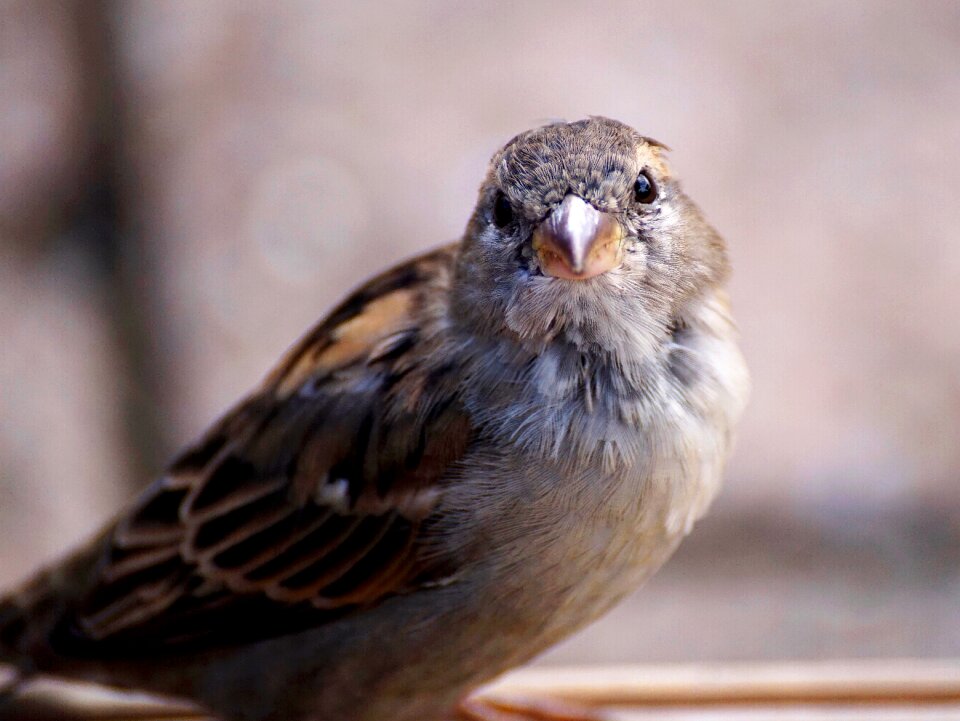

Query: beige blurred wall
[[1, 0, 958, 661]]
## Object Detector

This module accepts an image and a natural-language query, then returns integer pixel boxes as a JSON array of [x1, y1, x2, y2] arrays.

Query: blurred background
[[1, 0, 958, 665]]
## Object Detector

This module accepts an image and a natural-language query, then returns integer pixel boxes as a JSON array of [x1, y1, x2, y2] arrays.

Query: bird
[[0, 117, 749, 721]]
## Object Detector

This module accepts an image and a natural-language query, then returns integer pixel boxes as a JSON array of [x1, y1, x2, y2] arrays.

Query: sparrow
[[0, 117, 749, 721]]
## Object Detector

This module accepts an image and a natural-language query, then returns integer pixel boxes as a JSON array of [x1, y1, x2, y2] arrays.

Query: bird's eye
[[633, 171, 657, 204], [492, 192, 514, 228]]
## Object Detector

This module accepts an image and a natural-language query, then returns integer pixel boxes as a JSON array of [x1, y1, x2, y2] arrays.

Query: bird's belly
[[487, 468, 698, 656]]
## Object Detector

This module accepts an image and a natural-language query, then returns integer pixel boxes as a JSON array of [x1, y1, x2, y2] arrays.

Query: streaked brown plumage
[[0, 117, 749, 721]]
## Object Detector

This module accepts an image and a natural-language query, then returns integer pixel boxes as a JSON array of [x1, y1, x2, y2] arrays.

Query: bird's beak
[[532, 195, 624, 280]]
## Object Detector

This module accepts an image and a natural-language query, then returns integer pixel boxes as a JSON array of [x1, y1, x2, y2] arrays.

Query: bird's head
[[455, 117, 729, 357]]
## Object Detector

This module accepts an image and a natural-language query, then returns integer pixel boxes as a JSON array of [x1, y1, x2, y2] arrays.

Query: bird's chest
[[452, 329, 743, 652], [549, 446, 710, 584], [472, 408, 724, 648]]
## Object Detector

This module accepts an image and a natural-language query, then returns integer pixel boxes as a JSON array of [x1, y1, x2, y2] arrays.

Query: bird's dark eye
[[634, 171, 657, 204], [492, 192, 514, 228]]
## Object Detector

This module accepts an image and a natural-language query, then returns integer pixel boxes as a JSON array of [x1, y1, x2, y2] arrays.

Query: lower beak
[[532, 195, 624, 280]]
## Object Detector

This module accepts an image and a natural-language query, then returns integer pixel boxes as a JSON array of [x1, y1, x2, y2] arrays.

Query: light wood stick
[[482, 660, 960, 706]]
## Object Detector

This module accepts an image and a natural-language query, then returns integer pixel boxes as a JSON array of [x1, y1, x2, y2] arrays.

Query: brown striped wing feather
[[66, 248, 471, 651]]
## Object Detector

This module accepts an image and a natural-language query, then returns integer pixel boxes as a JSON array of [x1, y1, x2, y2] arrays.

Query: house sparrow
[[0, 117, 749, 721]]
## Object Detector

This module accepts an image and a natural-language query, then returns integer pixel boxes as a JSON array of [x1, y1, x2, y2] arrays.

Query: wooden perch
[[2, 660, 960, 720], [483, 659, 960, 706]]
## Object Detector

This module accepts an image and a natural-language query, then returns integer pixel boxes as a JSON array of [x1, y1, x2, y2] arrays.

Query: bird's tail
[[0, 580, 210, 720], [0, 591, 31, 708], [3, 593, 208, 720], [0, 528, 112, 679], [0, 574, 52, 679], [1, 593, 29, 664], [0, 552, 90, 682]]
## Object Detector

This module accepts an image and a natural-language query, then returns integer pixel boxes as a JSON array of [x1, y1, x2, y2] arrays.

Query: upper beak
[[531, 195, 624, 280]]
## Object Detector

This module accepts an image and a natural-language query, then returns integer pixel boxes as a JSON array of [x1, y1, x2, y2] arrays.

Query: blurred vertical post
[[72, 0, 171, 491], [0, 0, 164, 586]]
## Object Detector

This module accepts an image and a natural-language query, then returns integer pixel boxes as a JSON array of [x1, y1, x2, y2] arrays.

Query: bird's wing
[[64, 246, 472, 651]]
